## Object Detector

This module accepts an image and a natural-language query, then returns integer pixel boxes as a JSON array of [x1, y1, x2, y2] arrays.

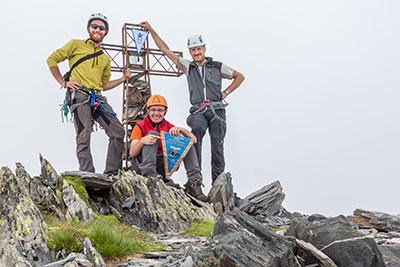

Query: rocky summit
[[0, 156, 399, 266]]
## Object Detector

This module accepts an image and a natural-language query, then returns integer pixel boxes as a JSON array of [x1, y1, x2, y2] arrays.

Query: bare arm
[[49, 66, 82, 90], [221, 70, 245, 100], [103, 68, 131, 91], [139, 21, 179, 66]]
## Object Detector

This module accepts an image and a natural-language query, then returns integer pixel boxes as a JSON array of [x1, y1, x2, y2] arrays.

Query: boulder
[[62, 179, 96, 221], [0, 166, 54, 266], [191, 208, 301, 267], [236, 180, 292, 227], [379, 243, 400, 267], [15, 163, 64, 218], [285, 214, 361, 249], [111, 171, 215, 233], [207, 172, 235, 213], [321, 236, 385, 267], [348, 209, 400, 232], [295, 239, 336, 266], [61, 171, 112, 190], [40, 154, 60, 189]]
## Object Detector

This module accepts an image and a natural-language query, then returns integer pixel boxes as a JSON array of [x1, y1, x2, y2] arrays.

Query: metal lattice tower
[[102, 23, 183, 168]]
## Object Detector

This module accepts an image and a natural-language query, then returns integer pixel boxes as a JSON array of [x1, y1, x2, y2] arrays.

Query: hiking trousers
[[186, 109, 226, 183], [132, 131, 202, 180], [72, 91, 124, 174]]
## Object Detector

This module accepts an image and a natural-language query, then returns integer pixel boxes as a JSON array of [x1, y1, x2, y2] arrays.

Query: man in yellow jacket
[[47, 13, 130, 175]]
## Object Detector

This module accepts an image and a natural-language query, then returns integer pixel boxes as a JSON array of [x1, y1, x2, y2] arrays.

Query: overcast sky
[[1, 0, 399, 217]]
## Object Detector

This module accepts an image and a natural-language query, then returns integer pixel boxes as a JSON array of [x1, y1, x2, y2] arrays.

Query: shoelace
[[191, 178, 204, 195]]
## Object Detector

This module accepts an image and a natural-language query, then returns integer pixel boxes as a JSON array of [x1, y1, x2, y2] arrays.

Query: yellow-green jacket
[[47, 39, 111, 90]]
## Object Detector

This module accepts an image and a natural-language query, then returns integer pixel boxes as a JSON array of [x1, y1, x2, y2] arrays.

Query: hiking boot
[[184, 178, 208, 202], [162, 178, 181, 189]]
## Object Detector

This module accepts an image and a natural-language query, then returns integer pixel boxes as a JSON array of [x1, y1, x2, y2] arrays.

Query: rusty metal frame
[[102, 23, 183, 169]]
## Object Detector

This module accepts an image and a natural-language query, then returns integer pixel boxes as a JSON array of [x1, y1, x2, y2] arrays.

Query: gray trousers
[[187, 109, 227, 183], [72, 91, 124, 174], [132, 131, 202, 180]]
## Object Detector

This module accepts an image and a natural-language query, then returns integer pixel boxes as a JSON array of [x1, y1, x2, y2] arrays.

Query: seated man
[[129, 94, 207, 201]]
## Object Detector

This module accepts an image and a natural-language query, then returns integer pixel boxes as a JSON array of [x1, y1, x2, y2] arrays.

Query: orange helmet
[[147, 94, 168, 109]]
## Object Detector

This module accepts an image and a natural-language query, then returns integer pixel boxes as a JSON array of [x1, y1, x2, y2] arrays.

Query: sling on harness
[[191, 99, 228, 123], [74, 86, 116, 117], [60, 50, 104, 122]]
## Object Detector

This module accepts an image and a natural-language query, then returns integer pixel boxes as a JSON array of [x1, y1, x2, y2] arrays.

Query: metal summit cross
[[102, 23, 183, 169]]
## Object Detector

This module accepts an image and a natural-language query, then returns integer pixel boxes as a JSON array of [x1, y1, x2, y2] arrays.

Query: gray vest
[[187, 57, 223, 107]]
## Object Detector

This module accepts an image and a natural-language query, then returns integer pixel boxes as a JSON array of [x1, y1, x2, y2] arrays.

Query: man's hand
[[123, 68, 131, 80], [139, 21, 153, 32], [140, 134, 160, 145], [65, 80, 82, 90], [221, 90, 228, 100], [169, 127, 183, 137]]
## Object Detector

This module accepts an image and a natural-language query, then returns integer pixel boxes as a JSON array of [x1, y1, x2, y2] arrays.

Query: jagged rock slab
[[44, 253, 92, 267], [348, 208, 400, 232], [295, 239, 336, 266], [40, 154, 60, 189], [61, 171, 112, 189], [82, 238, 106, 266], [207, 172, 235, 213], [15, 162, 65, 218], [191, 208, 301, 267], [286, 214, 361, 249], [112, 171, 215, 233], [321, 236, 385, 267], [0, 166, 54, 266], [62, 179, 96, 221], [236, 180, 292, 227], [379, 243, 400, 267]]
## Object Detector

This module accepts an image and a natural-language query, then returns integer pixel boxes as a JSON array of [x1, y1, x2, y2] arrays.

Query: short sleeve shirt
[[177, 57, 235, 79]]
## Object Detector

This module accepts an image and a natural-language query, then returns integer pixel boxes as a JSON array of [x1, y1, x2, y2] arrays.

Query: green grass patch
[[45, 214, 165, 260], [184, 220, 214, 237]]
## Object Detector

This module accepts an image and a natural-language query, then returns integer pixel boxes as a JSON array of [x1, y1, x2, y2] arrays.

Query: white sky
[[1, 0, 399, 217]]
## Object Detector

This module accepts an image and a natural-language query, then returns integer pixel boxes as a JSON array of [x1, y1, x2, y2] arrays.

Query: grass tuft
[[184, 220, 214, 237], [45, 214, 165, 260]]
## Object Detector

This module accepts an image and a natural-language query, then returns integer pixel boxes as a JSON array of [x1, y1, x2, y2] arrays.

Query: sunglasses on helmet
[[89, 23, 106, 31]]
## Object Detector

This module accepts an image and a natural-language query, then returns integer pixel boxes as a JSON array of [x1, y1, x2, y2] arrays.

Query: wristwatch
[[224, 89, 230, 95]]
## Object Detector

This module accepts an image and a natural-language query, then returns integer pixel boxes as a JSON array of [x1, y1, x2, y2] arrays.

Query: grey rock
[[112, 171, 215, 233], [379, 243, 400, 266], [82, 238, 106, 266], [295, 239, 336, 266], [180, 256, 193, 267], [144, 251, 171, 259], [207, 172, 235, 213], [237, 180, 292, 228], [62, 171, 112, 190], [191, 208, 301, 267], [62, 179, 96, 221], [44, 253, 91, 267], [128, 258, 165, 266], [286, 214, 361, 249], [40, 154, 60, 189], [0, 166, 54, 266], [389, 232, 400, 238], [321, 236, 385, 267], [348, 208, 400, 232]]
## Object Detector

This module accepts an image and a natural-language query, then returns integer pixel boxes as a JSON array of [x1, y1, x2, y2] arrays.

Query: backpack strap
[[63, 50, 104, 81]]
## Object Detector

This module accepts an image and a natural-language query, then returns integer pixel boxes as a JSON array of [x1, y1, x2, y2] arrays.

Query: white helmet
[[88, 13, 109, 31], [187, 34, 206, 48]]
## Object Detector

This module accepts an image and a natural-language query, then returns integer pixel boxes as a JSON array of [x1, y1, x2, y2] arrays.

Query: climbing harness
[[60, 87, 116, 124], [191, 99, 228, 123]]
